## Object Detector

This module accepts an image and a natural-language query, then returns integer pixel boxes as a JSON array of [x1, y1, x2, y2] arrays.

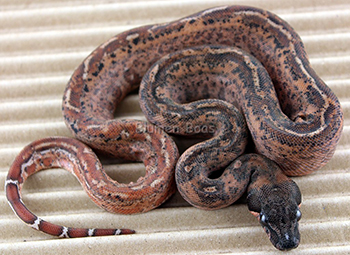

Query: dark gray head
[[247, 181, 302, 251]]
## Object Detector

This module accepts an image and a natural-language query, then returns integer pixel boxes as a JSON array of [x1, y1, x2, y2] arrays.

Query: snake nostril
[[278, 238, 299, 251], [275, 232, 300, 251]]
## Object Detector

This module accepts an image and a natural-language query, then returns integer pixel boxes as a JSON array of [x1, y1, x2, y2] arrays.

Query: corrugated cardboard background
[[1, 0, 349, 254]]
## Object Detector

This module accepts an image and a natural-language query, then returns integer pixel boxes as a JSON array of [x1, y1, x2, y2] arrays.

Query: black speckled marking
[[139, 44, 341, 250], [61, 5, 343, 251]]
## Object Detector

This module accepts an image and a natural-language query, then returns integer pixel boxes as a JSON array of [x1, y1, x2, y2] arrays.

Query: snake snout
[[276, 233, 300, 251]]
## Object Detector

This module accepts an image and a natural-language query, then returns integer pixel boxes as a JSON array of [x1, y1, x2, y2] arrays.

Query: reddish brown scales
[[6, 5, 343, 251], [5, 137, 138, 238]]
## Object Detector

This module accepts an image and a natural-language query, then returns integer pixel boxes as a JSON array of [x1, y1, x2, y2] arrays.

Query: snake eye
[[260, 213, 268, 226], [296, 209, 302, 221]]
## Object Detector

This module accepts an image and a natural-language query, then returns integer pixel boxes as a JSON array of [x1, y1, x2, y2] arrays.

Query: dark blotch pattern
[[60, 5, 343, 250]]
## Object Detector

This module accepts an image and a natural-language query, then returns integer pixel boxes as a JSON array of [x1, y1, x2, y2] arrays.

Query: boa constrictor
[[6, 5, 343, 251]]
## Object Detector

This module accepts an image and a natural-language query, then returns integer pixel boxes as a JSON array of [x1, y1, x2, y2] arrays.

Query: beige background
[[1, 0, 350, 254]]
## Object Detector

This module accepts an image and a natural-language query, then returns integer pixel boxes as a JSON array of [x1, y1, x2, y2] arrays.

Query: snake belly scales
[[5, 5, 343, 251]]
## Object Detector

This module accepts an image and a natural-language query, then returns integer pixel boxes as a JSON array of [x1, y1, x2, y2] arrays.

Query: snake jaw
[[250, 208, 300, 250], [247, 175, 302, 250], [255, 208, 301, 251], [274, 227, 300, 251]]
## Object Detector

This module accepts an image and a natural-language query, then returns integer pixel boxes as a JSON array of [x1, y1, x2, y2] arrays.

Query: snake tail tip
[[120, 229, 136, 235]]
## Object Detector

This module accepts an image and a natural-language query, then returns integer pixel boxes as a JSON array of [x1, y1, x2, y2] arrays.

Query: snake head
[[247, 180, 302, 251]]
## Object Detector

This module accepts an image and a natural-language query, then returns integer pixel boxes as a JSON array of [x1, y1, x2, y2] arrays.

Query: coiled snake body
[[5, 6, 343, 251]]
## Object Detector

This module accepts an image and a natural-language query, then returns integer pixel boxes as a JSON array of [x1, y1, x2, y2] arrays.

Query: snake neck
[[245, 155, 302, 251]]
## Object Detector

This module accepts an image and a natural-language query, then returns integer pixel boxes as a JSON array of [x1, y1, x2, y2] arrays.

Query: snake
[[5, 5, 343, 251]]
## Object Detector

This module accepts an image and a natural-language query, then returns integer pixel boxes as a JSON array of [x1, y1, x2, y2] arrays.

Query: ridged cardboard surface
[[1, 0, 349, 254]]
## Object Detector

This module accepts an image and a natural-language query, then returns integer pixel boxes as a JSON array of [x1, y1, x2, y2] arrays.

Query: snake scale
[[5, 5, 343, 251]]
